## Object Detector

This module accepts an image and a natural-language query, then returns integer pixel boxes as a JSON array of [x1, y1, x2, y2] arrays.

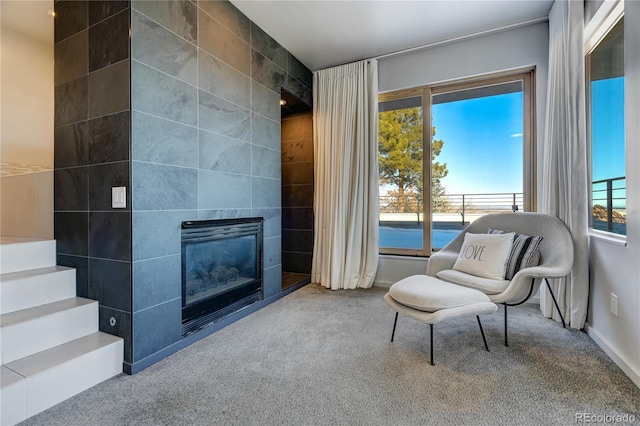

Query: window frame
[[378, 69, 537, 256], [585, 1, 626, 241], [378, 87, 429, 256]]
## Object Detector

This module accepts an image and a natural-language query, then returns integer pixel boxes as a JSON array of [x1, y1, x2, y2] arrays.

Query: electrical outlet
[[610, 293, 618, 317]]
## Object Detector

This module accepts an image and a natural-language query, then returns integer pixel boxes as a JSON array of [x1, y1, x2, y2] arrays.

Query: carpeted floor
[[22, 284, 640, 426]]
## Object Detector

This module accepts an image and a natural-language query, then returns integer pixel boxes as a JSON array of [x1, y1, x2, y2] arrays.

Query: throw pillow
[[488, 228, 543, 279], [452, 232, 515, 280]]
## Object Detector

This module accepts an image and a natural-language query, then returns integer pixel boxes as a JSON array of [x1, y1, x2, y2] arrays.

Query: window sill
[[589, 229, 627, 246], [378, 253, 429, 260]]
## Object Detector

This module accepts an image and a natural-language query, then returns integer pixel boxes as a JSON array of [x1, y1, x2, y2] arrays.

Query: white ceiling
[[1, 1, 53, 44], [0, 1, 554, 72], [230, 0, 555, 71]]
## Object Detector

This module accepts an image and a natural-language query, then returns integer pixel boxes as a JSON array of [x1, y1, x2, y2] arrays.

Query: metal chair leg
[[545, 278, 566, 328], [476, 316, 490, 352], [429, 323, 434, 365], [390, 312, 398, 342], [504, 303, 509, 347]]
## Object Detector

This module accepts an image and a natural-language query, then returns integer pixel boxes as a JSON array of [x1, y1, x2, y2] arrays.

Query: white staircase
[[0, 239, 123, 425]]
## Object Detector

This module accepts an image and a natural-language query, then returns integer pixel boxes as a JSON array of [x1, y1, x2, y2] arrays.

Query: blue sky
[[431, 77, 625, 196], [432, 92, 524, 195], [591, 76, 625, 182]]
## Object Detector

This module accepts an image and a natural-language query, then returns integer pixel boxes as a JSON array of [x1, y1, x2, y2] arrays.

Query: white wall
[[375, 21, 549, 286], [0, 2, 54, 239], [585, 0, 640, 388], [584, 0, 606, 23], [374, 255, 428, 288], [0, 25, 54, 167], [1, 172, 53, 239]]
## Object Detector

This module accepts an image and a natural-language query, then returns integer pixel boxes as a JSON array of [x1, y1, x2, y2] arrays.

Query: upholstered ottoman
[[384, 275, 498, 365]]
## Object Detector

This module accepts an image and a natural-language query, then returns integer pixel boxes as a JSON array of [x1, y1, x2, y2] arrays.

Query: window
[[378, 71, 536, 256], [378, 93, 425, 254], [587, 9, 625, 236]]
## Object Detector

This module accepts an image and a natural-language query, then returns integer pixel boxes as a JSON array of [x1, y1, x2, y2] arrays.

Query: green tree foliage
[[431, 127, 449, 211], [378, 107, 449, 213]]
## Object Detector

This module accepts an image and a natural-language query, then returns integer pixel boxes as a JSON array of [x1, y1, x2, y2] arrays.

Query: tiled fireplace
[[53, 0, 312, 374]]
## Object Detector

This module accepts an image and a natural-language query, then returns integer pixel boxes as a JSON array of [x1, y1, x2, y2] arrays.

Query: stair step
[[1, 266, 76, 314], [0, 298, 98, 364], [2, 332, 123, 422], [0, 239, 56, 274], [1, 366, 27, 426]]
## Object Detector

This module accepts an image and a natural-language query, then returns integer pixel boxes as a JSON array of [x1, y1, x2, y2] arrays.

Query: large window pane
[[378, 71, 534, 256], [431, 82, 525, 249], [378, 96, 424, 251], [588, 17, 625, 235]]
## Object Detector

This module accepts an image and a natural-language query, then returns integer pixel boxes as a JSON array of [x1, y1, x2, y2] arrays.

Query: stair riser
[[25, 340, 123, 418], [2, 302, 98, 364], [1, 370, 26, 426], [1, 238, 124, 425], [0, 241, 56, 274], [1, 269, 76, 314]]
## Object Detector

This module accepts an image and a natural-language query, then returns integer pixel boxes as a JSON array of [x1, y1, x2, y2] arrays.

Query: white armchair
[[427, 212, 574, 345]]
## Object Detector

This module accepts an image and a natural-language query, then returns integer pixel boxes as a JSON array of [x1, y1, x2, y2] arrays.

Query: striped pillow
[[488, 228, 543, 280]]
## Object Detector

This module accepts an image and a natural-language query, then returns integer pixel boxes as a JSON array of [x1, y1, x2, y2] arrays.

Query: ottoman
[[384, 274, 498, 365]]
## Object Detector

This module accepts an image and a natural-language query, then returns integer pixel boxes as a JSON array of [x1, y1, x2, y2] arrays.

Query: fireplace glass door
[[181, 218, 263, 335]]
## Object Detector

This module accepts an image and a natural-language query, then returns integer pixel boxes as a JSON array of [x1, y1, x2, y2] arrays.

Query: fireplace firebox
[[181, 218, 263, 337]]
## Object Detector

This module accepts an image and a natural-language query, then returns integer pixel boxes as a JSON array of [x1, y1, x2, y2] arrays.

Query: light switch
[[112, 187, 126, 208]]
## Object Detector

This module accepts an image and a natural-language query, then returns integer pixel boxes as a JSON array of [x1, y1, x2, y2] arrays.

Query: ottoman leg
[[430, 324, 434, 365], [391, 312, 398, 342], [504, 304, 509, 347], [476, 316, 490, 352]]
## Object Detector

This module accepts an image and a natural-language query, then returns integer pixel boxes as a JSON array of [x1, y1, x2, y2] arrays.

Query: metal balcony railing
[[380, 192, 524, 224], [379, 177, 628, 236], [592, 176, 626, 235]]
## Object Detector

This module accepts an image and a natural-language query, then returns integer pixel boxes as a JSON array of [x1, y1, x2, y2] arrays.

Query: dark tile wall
[[53, 1, 132, 363], [128, 0, 312, 368], [281, 112, 314, 274], [54, 0, 312, 372]]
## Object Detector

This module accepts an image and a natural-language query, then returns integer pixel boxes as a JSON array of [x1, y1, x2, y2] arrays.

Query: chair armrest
[[512, 264, 571, 281], [494, 265, 572, 304], [426, 251, 458, 277]]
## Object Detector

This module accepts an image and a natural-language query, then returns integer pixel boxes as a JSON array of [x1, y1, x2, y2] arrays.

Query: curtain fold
[[311, 60, 379, 290], [540, 0, 589, 329]]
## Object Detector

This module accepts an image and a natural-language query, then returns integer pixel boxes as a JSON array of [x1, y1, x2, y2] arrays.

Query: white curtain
[[311, 60, 379, 290], [541, 0, 589, 329]]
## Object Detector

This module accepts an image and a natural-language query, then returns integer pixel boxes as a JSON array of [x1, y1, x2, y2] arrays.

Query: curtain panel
[[311, 60, 379, 290], [541, 0, 589, 329]]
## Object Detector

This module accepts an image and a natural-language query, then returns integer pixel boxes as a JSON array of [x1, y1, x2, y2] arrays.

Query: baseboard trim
[[585, 323, 640, 389], [123, 280, 310, 375]]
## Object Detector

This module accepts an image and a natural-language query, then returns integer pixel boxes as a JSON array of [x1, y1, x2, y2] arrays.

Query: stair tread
[[0, 236, 48, 244], [0, 297, 96, 327], [4, 332, 122, 378], [1, 265, 74, 281], [1, 365, 25, 387]]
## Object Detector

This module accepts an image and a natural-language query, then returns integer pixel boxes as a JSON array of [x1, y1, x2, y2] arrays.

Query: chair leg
[[429, 323, 434, 366], [503, 303, 509, 347], [476, 316, 490, 352], [390, 312, 398, 342], [544, 278, 566, 328]]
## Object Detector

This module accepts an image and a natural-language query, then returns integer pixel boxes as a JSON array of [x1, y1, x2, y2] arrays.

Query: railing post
[[461, 194, 465, 225], [607, 180, 613, 232]]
